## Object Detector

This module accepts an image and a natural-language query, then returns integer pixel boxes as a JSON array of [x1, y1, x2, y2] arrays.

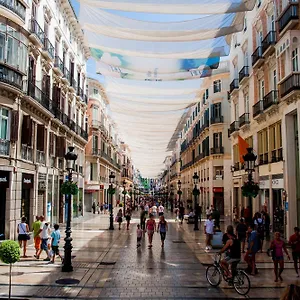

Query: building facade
[[229, 0, 300, 237], [179, 62, 232, 216], [85, 78, 122, 211], [0, 0, 89, 239]]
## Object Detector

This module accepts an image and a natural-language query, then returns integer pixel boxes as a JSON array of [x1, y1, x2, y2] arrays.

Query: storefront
[[272, 175, 284, 234], [259, 176, 270, 213], [0, 171, 10, 238], [213, 187, 224, 215], [37, 173, 46, 218], [21, 173, 34, 224]]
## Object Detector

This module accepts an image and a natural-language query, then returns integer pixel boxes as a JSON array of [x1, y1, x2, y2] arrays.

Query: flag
[[238, 135, 249, 163]]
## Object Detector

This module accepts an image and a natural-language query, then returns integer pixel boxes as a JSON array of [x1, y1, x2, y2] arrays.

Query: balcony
[[42, 38, 54, 61], [263, 90, 278, 110], [210, 147, 224, 155], [70, 77, 77, 93], [278, 2, 299, 35], [53, 56, 64, 75], [92, 148, 101, 156], [21, 144, 33, 161], [271, 148, 283, 163], [0, 65, 23, 90], [63, 67, 70, 84], [262, 31, 276, 55], [239, 113, 250, 127], [0, 139, 9, 156], [53, 106, 63, 123], [91, 120, 101, 128], [36, 150, 45, 164], [27, 82, 51, 112], [210, 116, 224, 124], [253, 100, 264, 118], [77, 87, 84, 99], [0, 0, 26, 22], [259, 153, 269, 165], [229, 79, 239, 94], [238, 66, 249, 84], [29, 19, 44, 47], [280, 73, 300, 98], [229, 121, 239, 135], [252, 46, 264, 68]]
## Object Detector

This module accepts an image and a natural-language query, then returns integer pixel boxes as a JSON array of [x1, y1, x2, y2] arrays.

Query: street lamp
[[177, 180, 182, 208], [130, 184, 133, 209], [193, 172, 200, 231], [165, 186, 169, 209], [243, 147, 257, 212], [170, 184, 174, 212], [109, 172, 115, 230], [62, 146, 77, 272], [122, 179, 126, 215]]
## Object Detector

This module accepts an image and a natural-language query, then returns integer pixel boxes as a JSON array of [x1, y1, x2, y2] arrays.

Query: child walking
[[50, 224, 63, 263], [137, 224, 143, 248]]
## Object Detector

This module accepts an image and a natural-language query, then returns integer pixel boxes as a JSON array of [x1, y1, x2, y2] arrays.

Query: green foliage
[[242, 182, 259, 198], [193, 189, 200, 196], [122, 190, 127, 195], [177, 190, 183, 195], [0, 240, 20, 264], [108, 188, 116, 195], [61, 181, 79, 195]]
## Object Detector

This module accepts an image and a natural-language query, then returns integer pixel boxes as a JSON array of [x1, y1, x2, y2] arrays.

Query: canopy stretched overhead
[[80, 4, 244, 42], [79, 0, 255, 14]]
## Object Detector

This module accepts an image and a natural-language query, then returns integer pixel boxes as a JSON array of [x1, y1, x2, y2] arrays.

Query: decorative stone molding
[[286, 95, 299, 105], [267, 105, 279, 117], [32, 0, 41, 5], [265, 0, 274, 16], [0, 87, 20, 100], [52, 74, 61, 85], [62, 40, 69, 52], [28, 44, 40, 60], [253, 19, 263, 31], [54, 27, 62, 41], [41, 58, 51, 74], [241, 124, 250, 133], [232, 55, 238, 66], [255, 113, 266, 124], [43, 5, 53, 23], [242, 85, 249, 95], [256, 68, 264, 80], [266, 54, 276, 69]]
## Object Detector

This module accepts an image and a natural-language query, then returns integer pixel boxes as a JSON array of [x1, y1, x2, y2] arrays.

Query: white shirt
[[206, 209, 210, 215], [158, 205, 164, 213], [205, 219, 214, 234], [151, 206, 157, 213], [40, 222, 50, 239], [144, 205, 149, 212]]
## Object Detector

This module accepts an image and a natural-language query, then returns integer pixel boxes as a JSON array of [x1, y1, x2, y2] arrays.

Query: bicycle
[[206, 253, 251, 295]]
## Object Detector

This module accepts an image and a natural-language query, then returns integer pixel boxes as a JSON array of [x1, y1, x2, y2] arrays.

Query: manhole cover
[[172, 240, 185, 243], [100, 262, 116, 265], [55, 278, 80, 285]]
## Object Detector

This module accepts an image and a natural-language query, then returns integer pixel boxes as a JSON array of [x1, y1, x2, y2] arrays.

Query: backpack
[[256, 219, 264, 237]]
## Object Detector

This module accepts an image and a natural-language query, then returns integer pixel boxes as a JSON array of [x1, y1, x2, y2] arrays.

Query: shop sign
[[285, 202, 289, 211], [213, 187, 223, 193], [271, 178, 284, 189], [100, 185, 104, 189], [38, 180, 46, 191], [22, 174, 34, 188], [0, 171, 9, 188], [259, 180, 270, 189]]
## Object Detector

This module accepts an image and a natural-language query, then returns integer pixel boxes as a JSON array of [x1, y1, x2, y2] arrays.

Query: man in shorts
[[219, 225, 241, 278], [32, 216, 41, 257], [36, 216, 50, 261], [50, 224, 62, 263], [289, 227, 300, 277]]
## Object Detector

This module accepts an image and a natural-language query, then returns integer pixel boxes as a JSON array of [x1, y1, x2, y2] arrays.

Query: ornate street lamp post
[[170, 184, 174, 212], [193, 172, 200, 231], [165, 186, 169, 209], [62, 146, 77, 272], [243, 148, 257, 213], [109, 172, 115, 230], [122, 180, 126, 215], [130, 184, 133, 209], [177, 180, 182, 208]]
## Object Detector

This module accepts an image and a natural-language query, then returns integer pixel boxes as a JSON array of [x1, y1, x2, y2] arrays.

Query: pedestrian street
[[0, 212, 297, 299]]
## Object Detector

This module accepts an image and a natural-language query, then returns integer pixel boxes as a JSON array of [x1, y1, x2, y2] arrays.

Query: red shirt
[[289, 233, 300, 252]]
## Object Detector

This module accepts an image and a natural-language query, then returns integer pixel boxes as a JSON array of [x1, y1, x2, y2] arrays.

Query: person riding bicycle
[[219, 225, 241, 279]]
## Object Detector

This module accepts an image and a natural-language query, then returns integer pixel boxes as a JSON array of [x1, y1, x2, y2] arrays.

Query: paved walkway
[[0, 211, 297, 299]]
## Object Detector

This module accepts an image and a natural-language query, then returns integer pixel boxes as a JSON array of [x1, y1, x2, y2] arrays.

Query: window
[[0, 32, 4, 61], [92, 135, 98, 151], [244, 94, 249, 114], [272, 69, 277, 90], [212, 103, 222, 118], [257, 0, 261, 7], [90, 163, 97, 181], [214, 167, 224, 179], [269, 14, 275, 31], [93, 88, 99, 95], [213, 80, 222, 93], [257, 31, 263, 46], [258, 128, 268, 164], [245, 136, 253, 148], [0, 107, 9, 140], [205, 88, 209, 99], [213, 132, 222, 148], [259, 79, 265, 99], [234, 103, 239, 121], [244, 51, 249, 66], [292, 48, 299, 72], [92, 105, 98, 121]]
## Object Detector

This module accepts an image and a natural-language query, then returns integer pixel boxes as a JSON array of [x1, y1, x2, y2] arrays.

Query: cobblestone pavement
[[0, 211, 298, 299]]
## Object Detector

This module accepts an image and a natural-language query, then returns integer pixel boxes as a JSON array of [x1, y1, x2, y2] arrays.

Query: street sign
[[285, 202, 288, 211]]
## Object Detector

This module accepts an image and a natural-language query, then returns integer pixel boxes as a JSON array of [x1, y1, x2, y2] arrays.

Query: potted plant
[[192, 189, 200, 196], [108, 188, 116, 195], [177, 190, 182, 195], [241, 181, 260, 198], [0, 240, 20, 299], [61, 181, 79, 195]]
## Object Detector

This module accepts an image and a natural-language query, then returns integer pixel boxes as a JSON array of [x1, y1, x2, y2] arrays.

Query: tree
[[0, 240, 20, 299]]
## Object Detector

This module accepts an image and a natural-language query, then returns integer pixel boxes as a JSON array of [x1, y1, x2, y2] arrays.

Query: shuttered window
[[21, 115, 32, 146], [36, 124, 45, 151], [10, 110, 19, 142]]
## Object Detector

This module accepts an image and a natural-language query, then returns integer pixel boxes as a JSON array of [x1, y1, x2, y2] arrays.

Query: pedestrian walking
[[92, 201, 96, 214], [204, 215, 214, 250], [270, 232, 290, 282], [35, 216, 50, 261], [179, 205, 185, 224], [136, 224, 143, 248], [32, 216, 41, 257], [140, 206, 146, 231], [206, 206, 210, 219], [212, 208, 220, 229], [100, 204, 104, 214], [146, 213, 156, 248], [236, 218, 247, 253], [245, 224, 260, 275], [97, 203, 100, 214], [158, 204, 164, 216], [50, 224, 63, 263], [254, 212, 265, 252], [125, 208, 132, 230], [280, 284, 300, 300], [117, 209, 123, 230], [157, 215, 168, 247], [17, 217, 30, 258], [289, 227, 300, 277]]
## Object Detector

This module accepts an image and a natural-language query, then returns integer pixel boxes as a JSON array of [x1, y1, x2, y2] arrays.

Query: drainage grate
[[100, 261, 116, 265], [172, 240, 186, 243], [55, 278, 80, 285]]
